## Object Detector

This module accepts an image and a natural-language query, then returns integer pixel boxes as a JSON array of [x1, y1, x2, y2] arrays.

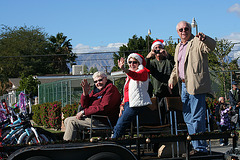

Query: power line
[[1, 41, 240, 59], [0, 58, 114, 64]]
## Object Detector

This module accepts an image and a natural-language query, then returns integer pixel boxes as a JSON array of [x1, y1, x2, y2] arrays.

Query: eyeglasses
[[128, 61, 138, 64], [179, 27, 189, 32], [94, 78, 103, 83]]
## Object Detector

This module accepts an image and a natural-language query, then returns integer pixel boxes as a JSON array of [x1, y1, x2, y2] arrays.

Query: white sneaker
[[220, 143, 224, 146]]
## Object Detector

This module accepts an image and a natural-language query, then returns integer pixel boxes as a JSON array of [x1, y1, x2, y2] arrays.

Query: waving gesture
[[81, 79, 90, 96]]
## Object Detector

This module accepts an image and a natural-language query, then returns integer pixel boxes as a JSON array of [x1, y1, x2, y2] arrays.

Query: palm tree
[[48, 33, 77, 74]]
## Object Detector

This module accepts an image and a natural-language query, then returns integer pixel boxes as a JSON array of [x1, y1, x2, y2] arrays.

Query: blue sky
[[1, 0, 240, 59]]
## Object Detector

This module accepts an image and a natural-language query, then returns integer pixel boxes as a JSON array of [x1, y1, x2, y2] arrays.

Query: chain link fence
[[38, 73, 126, 107]]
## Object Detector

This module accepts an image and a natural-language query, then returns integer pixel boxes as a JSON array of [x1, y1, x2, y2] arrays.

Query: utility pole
[[148, 29, 151, 52]]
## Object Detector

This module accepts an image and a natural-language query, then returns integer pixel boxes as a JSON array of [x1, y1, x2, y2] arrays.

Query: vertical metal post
[[207, 109, 212, 154], [136, 115, 139, 138], [174, 111, 179, 157], [170, 111, 175, 158], [38, 84, 40, 104], [65, 81, 68, 107], [61, 82, 63, 108], [69, 80, 72, 105], [56, 83, 58, 103], [52, 83, 54, 102], [43, 84, 46, 103]]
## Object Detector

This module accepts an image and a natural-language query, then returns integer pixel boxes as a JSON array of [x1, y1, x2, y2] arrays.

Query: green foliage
[[48, 32, 77, 74], [61, 102, 79, 121], [0, 25, 76, 95], [89, 67, 98, 74], [113, 77, 126, 95], [210, 38, 238, 98], [48, 101, 62, 130], [164, 36, 178, 56], [39, 103, 50, 127], [32, 101, 62, 130], [206, 97, 218, 116], [210, 38, 236, 71], [17, 74, 41, 96], [83, 65, 89, 74], [0, 25, 50, 78], [32, 104, 42, 125]]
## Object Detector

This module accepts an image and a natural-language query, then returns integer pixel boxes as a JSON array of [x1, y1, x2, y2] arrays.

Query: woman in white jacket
[[112, 53, 152, 138]]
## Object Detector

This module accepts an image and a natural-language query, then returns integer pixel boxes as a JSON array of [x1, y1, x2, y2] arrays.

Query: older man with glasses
[[63, 71, 121, 141], [168, 21, 216, 156]]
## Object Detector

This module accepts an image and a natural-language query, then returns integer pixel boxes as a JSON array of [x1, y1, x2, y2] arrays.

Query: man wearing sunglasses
[[168, 21, 216, 156], [63, 71, 121, 141], [146, 40, 178, 124]]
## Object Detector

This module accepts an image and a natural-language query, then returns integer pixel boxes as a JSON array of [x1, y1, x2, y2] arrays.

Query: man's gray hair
[[92, 71, 107, 79], [176, 21, 192, 31]]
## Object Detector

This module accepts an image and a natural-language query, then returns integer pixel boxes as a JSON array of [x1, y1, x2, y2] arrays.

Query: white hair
[[92, 71, 107, 79], [176, 21, 192, 31]]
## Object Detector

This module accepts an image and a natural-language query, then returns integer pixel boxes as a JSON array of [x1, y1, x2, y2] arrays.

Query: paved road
[[210, 139, 239, 159]]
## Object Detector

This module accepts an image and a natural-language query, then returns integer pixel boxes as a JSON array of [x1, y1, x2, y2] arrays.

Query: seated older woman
[[63, 71, 121, 141], [112, 53, 152, 138]]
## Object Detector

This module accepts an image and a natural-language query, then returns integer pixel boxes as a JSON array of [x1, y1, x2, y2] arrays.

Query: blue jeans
[[112, 102, 146, 138], [181, 83, 207, 152]]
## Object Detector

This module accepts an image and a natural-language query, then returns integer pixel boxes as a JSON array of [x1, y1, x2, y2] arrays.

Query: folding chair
[[83, 115, 113, 139], [164, 97, 186, 157], [135, 97, 169, 137]]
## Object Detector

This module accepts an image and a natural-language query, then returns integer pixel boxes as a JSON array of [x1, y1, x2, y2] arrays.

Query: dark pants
[[220, 125, 229, 145]]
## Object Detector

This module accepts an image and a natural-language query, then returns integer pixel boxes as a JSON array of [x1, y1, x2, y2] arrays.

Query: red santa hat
[[151, 39, 165, 50], [127, 53, 146, 67], [127, 53, 150, 73]]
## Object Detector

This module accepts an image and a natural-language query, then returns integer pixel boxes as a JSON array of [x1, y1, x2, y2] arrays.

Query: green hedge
[[32, 101, 62, 130], [62, 102, 79, 121], [31, 104, 42, 126], [32, 102, 79, 130]]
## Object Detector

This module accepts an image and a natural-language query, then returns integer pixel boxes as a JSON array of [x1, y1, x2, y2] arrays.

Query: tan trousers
[[63, 116, 106, 141]]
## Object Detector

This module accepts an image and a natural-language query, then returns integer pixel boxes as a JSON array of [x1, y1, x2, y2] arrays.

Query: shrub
[[31, 101, 78, 130], [62, 102, 79, 121], [48, 101, 62, 130], [40, 102, 50, 128], [32, 104, 42, 125], [206, 97, 218, 116]]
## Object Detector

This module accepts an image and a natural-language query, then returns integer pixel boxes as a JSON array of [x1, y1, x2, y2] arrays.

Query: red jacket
[[80, 81, 121, 126]]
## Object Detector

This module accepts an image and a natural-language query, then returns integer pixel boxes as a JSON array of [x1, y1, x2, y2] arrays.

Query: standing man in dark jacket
[[63, 71, 121, 141], [229, 81, 240, 109], [229, 81, 240, 128]]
